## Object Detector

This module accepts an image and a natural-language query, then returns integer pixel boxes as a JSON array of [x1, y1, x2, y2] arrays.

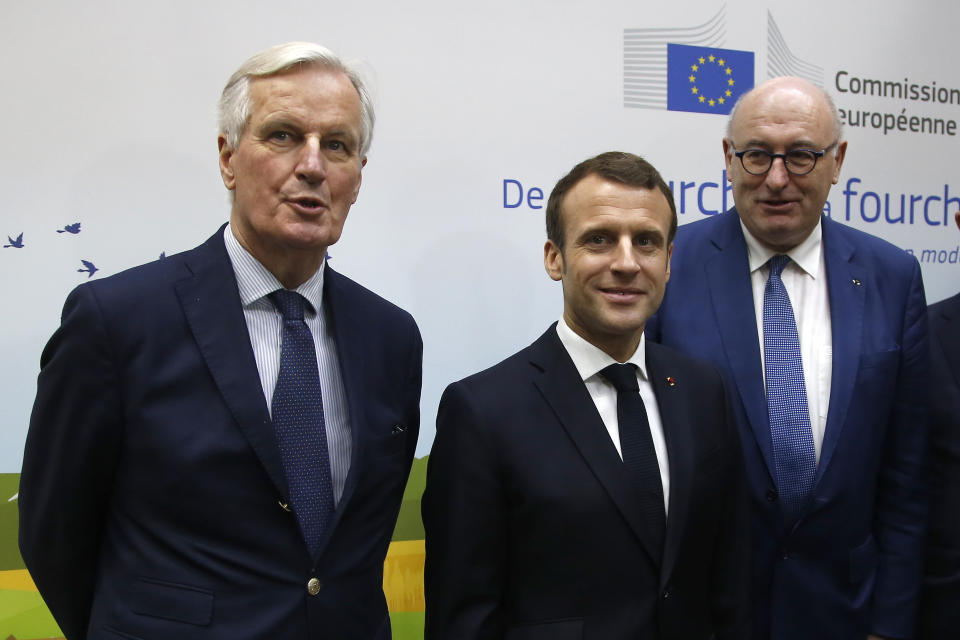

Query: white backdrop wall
[[2, 0, 957, 470]]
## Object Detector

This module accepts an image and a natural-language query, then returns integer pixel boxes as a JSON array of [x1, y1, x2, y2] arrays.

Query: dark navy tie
[[763, 255, 816, 522], [269, 289, 333, 557], [600, 363, 666, 559]]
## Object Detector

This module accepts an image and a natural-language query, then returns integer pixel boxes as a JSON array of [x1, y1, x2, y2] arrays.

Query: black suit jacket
[[19, 227, 422, 639], [422, 326, 750, 640], [918, 292, 960, 638]]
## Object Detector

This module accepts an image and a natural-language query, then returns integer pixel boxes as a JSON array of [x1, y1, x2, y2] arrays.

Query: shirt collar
[[223, 224, 326, 314], [556, 317, 648, 383], [740, 217, 823, 279]]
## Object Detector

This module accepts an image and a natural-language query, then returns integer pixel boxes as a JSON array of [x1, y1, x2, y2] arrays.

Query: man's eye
[[587, 234, 607, 245], [269, 131, 292, 142]]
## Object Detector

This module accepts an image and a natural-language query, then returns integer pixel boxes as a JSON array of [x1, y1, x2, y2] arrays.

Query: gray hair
[[726, 77, 844, 147], [218, 42, 375, 157]]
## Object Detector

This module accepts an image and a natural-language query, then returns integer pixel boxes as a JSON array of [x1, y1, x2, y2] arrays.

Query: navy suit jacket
[[422, 326, 750, 640], [647, 211, 929, 640], [19, 227, 422, 639], [917, 292, 960, 638]]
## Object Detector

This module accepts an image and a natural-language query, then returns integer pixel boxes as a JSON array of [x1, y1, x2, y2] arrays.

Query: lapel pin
[[852, 279, 862, 286], [666, 376, 677, 387]]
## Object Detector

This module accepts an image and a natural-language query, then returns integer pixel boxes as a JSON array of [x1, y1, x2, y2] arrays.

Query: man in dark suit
[[422, 152, 750, 640], [18, 42, 422, 639], [647, 76, 928, 640], [917, 210, 960, 638]]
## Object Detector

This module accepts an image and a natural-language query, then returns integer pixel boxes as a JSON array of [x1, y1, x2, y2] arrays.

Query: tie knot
[[600, 363, 640, 393], [269, 289, 310, 322], [767, 254, 791, 279]]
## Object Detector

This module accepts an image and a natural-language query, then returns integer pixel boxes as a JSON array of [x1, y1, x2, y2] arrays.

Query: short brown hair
[[545, 151, 677, 249]]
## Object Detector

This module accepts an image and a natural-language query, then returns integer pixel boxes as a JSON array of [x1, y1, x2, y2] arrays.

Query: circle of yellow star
[[687, 51, 738, 109]]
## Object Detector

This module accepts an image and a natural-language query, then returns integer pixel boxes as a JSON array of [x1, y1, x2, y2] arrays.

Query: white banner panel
[[1, 0, 957, 469]]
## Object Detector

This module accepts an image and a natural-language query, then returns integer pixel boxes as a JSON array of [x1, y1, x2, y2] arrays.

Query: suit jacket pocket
[[368, 423, 409, 460], [859, 348, 899, 370], [849, 535, 879, 583], [505, 618, 583, 640], [129, 577, 214, 626]]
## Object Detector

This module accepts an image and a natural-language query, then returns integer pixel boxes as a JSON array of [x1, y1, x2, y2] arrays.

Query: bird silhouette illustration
[[3, 233, 24, 248], [57, 222, 82, 234], [77, 259, 98, 278]]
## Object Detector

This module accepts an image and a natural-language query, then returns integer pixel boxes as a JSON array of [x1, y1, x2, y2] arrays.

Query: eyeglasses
[[730, 141, 839, 176]]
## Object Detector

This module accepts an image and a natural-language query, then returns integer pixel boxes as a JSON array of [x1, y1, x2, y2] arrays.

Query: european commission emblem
[[666, 44, 754, 115]]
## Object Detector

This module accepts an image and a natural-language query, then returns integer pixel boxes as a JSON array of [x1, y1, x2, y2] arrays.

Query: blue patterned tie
[[763, 255, 816, 522], [600, 363, 666, 559], [269, 289, 333, 557]]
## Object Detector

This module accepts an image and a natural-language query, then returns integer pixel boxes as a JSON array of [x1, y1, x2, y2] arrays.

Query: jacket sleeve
[[870, 259, 930, 638], [19, 284, 124, 640], [422, 382, 507, 640]]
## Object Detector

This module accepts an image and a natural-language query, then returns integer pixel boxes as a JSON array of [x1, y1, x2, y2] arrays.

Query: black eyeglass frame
[[729, 141, 839, 176]]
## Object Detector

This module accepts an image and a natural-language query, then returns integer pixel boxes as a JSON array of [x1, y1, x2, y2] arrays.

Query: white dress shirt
[[556, 319, 671, 514], [223, 225, 352, 504], [742, 220, 832, 463]]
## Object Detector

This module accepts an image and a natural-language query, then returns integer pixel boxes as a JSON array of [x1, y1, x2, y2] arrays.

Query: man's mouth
[[287, 196, 326, 213], [600, 287, 644, 301]]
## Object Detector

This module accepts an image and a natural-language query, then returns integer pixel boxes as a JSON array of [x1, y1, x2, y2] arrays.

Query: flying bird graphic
[[78, 259, 99, 278], [4, 232, 24, 248], [57, 222, 82, 234]]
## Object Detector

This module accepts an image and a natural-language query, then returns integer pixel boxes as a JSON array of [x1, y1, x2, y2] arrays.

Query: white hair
[[218, 42, 375, 156]]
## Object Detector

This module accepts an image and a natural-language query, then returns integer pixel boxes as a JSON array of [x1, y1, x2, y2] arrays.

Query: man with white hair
[[19, 42, 422, 639], [648, 76, 929, 640]]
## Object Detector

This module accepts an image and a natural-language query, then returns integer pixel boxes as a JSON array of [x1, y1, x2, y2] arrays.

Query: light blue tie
[[763, 255, 816, 522], [269, 289, 334, 557]]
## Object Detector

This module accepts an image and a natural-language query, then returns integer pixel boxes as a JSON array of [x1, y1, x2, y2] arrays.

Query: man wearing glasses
[[647, 76, 928, 640]]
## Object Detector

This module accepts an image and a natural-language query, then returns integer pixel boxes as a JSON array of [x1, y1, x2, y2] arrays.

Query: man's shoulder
[[446, 327, 557, 394], [325, 266, 416, 328], [674, 211, 732, 243], [647, 340, 725, 386], [71, 231, 219, 306], [929, 291, 960, 323], [823, 216, 917, 271]]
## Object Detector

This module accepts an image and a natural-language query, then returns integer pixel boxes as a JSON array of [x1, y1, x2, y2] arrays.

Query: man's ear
[[544, 240, 564, 281], [831, 140, 848, 184], [218, 135, 236, 190]]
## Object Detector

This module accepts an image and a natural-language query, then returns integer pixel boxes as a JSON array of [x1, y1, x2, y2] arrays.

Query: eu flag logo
[[667, 44, 754, 115]]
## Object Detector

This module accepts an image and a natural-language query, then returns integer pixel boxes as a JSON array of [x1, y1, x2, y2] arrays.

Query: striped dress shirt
[[223, 225, 352, 504]]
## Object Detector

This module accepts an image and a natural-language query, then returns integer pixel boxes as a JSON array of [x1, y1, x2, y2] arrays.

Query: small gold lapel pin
[[852, 279, 862, 286], [666, 376, 677, 387]]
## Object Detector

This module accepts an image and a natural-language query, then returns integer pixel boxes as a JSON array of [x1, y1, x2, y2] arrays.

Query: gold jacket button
[[307, 578, 322, 596]]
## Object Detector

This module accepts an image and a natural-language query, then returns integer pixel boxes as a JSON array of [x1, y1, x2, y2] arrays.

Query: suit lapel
[[705, 213, 776, 480], [316, 266, 367, 553], [646, 343, 692, 588], [175, 229, 287, 497], [529, 327, 663, 569], [816, 218, 865, 485]]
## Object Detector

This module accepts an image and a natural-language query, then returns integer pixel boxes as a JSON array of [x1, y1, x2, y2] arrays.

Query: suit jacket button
[[307, 578, 322, 596], [766, 489, 778, 502], [661, 588, 671, 599]]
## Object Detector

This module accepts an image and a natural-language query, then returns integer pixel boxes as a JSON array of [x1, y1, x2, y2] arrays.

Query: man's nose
[[764, 156, 790, 189], [611, 238, 640, 272], [295, 137, 327, 183]]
